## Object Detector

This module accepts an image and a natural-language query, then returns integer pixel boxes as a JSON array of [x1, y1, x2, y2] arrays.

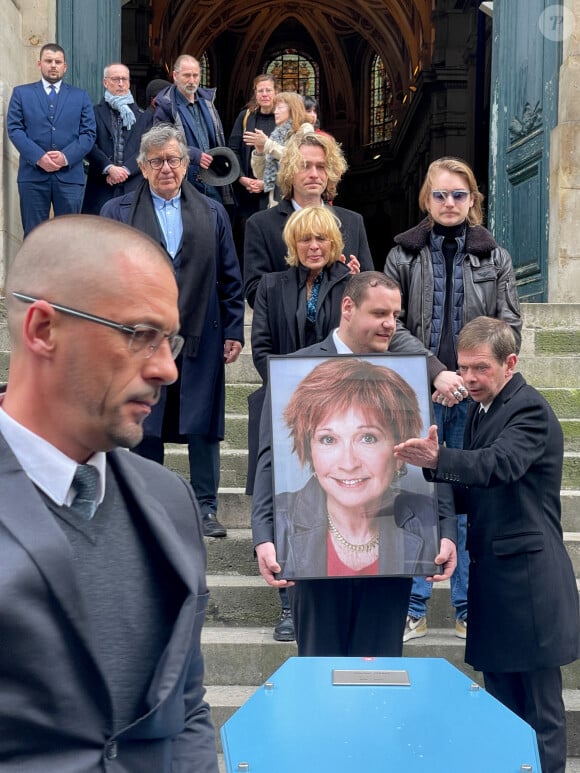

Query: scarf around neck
[[104, 90, 136, 130], [263, 119, 292, 193]]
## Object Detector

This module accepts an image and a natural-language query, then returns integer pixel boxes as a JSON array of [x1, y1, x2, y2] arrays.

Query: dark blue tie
[[71, 464, 99, 520], [47, 84, 57, 114]]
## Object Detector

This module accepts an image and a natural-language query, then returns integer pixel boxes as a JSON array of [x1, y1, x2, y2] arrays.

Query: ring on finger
[[453, 390, 462, 400]]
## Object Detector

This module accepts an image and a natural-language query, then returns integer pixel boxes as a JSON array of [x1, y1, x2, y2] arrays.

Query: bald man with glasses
[[0, 214, 219, 771]]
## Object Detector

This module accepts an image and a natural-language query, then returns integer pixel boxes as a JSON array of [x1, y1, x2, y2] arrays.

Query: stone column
[[0, 0, 57, 290], [548, 0, 580, 301]]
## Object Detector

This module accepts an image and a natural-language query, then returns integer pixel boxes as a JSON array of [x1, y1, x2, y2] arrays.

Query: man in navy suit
[[82, 63, 150, 214], [0, 214, 218, 771], [7, 43, 96, 236], [394, 316, 580, 773]]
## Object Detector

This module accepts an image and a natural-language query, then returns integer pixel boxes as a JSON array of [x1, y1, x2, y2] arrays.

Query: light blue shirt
[[150, 188, 183, 259], [0, 407, 106, 508], [42, 78, 62, 95]]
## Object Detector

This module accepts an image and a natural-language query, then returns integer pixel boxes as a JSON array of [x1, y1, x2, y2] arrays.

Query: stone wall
[[0, 0, 56, 292], [549, 0, 580, 301]]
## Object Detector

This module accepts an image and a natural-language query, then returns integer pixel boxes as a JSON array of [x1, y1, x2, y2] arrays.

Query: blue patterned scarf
[[104, 90, 136, 130], [262, 119, 292, 192]]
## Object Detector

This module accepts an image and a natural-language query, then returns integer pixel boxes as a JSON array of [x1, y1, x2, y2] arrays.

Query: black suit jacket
[[430, 372, 580, 672], [0, 432, 218, 771], [243, 199, 374, 307], [251, 332, 456, 549], [82, 100, 150, 214]]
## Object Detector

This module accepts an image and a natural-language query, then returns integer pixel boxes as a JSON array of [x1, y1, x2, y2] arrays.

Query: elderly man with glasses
[[101, 123, 244, 538], [82, 62, 151, 215], [0, 214, 219, 770]]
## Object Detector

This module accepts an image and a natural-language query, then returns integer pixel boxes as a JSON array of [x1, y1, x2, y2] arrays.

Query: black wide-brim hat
[[198, 146, 240, 186]]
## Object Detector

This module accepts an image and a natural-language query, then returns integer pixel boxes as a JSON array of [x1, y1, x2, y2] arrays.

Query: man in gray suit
[[0, 215, 218, 771]]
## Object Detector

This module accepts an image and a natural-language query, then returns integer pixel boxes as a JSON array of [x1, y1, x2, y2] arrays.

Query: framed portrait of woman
[[268, 353, 443, 580]]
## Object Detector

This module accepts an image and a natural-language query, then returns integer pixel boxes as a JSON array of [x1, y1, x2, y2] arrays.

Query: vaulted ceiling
[[146, 0, 435, 146]]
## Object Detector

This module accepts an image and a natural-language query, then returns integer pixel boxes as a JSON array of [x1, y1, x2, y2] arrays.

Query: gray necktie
[[71, 464, 100, 520]]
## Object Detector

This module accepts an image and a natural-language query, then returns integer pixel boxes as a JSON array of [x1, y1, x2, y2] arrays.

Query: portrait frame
[[269, 353, 442, 580]]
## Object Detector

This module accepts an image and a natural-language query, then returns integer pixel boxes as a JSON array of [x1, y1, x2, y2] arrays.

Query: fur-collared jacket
[[384, 219, 522, 362]]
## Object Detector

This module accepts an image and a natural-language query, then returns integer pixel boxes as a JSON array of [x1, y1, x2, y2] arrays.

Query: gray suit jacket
[[0, 432, 218, 772]]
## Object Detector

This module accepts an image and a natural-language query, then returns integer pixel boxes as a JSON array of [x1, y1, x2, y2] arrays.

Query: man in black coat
[[82, 63, 150, 214], [394, 316, 580, 773], [243, 131, 373, 307], [101, 123, 244, 539]]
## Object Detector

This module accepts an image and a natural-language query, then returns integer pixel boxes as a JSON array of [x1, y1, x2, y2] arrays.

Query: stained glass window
[[265, 50, 318, 96], [370, 54, 394, 143], [199, 52, 210, 86]]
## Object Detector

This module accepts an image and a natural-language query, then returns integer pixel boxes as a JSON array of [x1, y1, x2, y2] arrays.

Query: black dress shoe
[[202, 512, 227, 538], [273, 608, 295, 641]]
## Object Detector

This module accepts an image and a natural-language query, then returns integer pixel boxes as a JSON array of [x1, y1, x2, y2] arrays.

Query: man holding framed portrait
[[251, 272, 459, 656]]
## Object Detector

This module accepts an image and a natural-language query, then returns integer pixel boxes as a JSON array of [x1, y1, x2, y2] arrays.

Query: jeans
[[407, 400, 470, 621]]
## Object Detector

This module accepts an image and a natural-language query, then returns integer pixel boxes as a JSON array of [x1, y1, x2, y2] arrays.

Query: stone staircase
[[202, 302, 580, 768], [0, 298, 578, 769]]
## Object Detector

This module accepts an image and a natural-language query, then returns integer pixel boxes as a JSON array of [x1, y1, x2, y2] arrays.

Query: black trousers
[[133, 434, 220, 514], [288, 576, 412, 657], [484, 667, 566, 773]]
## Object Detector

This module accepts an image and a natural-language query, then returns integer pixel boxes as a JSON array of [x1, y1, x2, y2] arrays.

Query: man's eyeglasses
[[431, 189, 471, 202], [145, 156, 184, 170], [106, 76, 130, 83], [12, 292, 184, 360]]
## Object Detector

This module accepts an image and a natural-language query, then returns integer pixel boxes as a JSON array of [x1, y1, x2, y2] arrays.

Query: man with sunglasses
[[384, 156, 521, 643], [101, 123, 244, 538], [0, 214, 219, 770]]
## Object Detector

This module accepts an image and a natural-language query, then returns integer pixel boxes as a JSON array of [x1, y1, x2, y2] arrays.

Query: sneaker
[[201, 512, 227, 538], [455, 618, 467, 639], [403, 615, 427, 642], [273, 608, 295, 642]]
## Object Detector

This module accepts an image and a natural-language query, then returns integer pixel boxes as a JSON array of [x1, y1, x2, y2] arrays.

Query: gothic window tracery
[[370, 54, 394, 143], [265, 49, 318, 96]]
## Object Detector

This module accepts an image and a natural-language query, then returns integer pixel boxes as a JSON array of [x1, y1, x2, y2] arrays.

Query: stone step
[[215, 487, 580, 533], [205, 528, 580, 579], [222, 413, 580, 454], [537, 388, 580, 419], [225, 353, 260, 385], [563, 420, 580, 452], [518, 356, 580, 388], [164, 447, 249, 488], [164, 446, 580, 491], [205, 575, 580, 629], [225, 389, 580, 450], [222, 415, 248, 450], [225, 383, 257, 413], [206, 680, 580, 758], [217, 488, 580, 531], [520, 302, 580, 331], [201, 625, 580, 690], [0, 351, 8, 384]]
